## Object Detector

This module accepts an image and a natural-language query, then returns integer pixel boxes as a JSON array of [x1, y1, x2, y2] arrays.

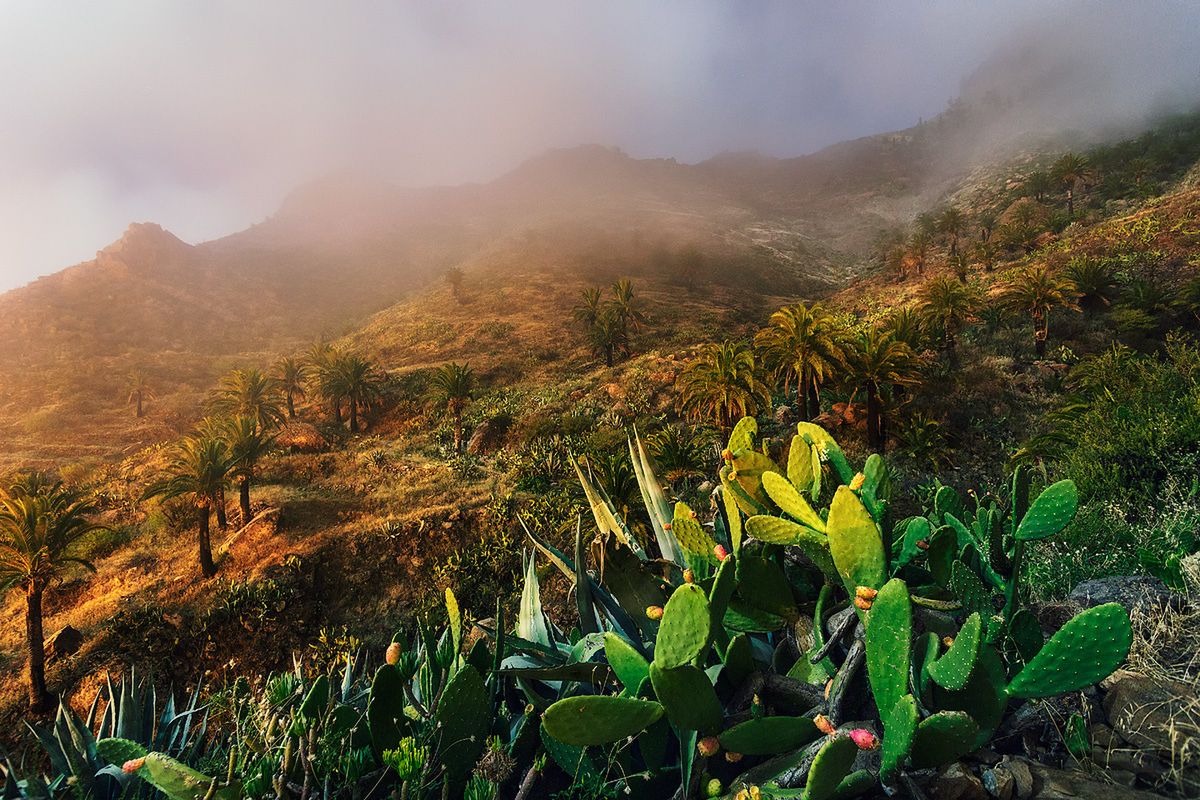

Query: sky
[[1, 1, 1199, 291]]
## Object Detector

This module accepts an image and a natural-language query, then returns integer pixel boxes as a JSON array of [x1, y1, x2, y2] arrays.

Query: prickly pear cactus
[[802, 735, 858, 800], [745, 515, 835, 577], [649, 662, 723, 734], [431, 665, 490, 788], [604, 632, 650, 694], [127, 753, 239, 800], [655, 583, 711, 669], [880, 695, 918, 783], [927, 613, 982, 692], [1014, 480, 1078, 540], [542, 695, 664, 746], [909, 711, 978, 769], [761, 471, 827, 532], [717, 716, 820, 756], [826, 486, 886, 599], [672, 502, 719, 560], [1006, 603, 1132, 698], [865, 578, 911, 720]]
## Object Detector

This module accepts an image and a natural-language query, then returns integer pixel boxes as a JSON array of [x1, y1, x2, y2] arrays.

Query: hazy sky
[[2, 1, 1199, 291]]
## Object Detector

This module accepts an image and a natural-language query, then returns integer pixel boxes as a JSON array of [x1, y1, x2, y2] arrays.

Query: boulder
[[1103, 671, 1198, 759], [982, 763, 1015, 800], [1068, 575, 1183, 615], [467, 415, 511, 455], [45, 625, 83, 660], [932, 762, 987, 800], [1015, 757, 1167, 800]]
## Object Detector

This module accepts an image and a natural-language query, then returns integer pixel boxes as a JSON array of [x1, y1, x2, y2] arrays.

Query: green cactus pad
[[135, 753, 238, 800], [866, 578, 912, 720], [542, 695, 664, 746], [540, 725, 597, 781], [894, 517, 931, 568], [761, 471, 828, 532], [708, 554, 739, 640], [718, 716, 821, 755], [787, 434, 816, 495], [932, 645, 1009, 746], [723, 632, 755, 686], [826, 486, 886, 598], [909, 711, 979, 769], [604, 632, 650, 694], [950, 561, 994, 626], [672, 502, 719, 558], [880, 694, 917, 784], [927, 613, 983, 691], [728, 417, 758, 454], [731, 448, 784, 505], [1015, 480, 1078, 540], [735, 554, 798, 621], [745, 515, 835, 577], [933, 485, 965, 524], [649, 662, 723, 734], [367, 665, 407, 753], [1004, 608, 1045, 669], [722, 465, 770, 518], [432, 665, 490, 787], [655, 583, 712, 669], [1006, 603, 1132, 698], [832, 770, 875, 799], [97, 737, 148, 766], [802, 735, 858, 800], [721, 480, 744, 553]]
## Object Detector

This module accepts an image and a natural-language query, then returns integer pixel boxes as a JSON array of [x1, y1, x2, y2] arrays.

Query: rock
[[932, 763, 987, 800], [1102, 671, 1197, 759], [1004, 758, 1034, 799], [1068, 575, 1183, 615], [1034, 601, 1084, 633], [1015, 757, 1167, 799], [467, 415, 511, 455], [982, 763, 1015, 800], [45, 625, 83, 660]]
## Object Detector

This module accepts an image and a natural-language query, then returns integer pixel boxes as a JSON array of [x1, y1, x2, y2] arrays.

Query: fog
[[1, 0, 1199, 291]]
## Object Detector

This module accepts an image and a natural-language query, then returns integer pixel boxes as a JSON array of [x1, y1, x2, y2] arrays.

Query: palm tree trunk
[[239, 476, 252, 525], [866, 383, 882, 451], [1066, 188, 1074, 217], [215, 490, 228, 530], [333, 399, 343, 425], [287, 392, 296, 419], [806, 381, 820, 421], [199, 505, 216, 578], [453, 413, 463, 453], [349, 399, 359, 433], [605, 347, 613, 368], [25, 583, 52, 712], [135, 391, 143, 418]]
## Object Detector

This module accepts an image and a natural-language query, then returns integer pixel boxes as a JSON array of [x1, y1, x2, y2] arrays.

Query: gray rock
[[46, 625, 83, 660], [1068, 575, 1183, 614], [982, 764, 1015, 800], [1003, 757, 1034, 799], [932, 763, 987, 800]]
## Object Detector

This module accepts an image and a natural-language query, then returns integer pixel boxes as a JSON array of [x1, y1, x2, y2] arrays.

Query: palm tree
[[908, 230, 931, 276], [587, 310, 628, 368], [1065, 257, 1118, 312], [335, 354, 384, 433], [1052, 153, 1089, 217], [608, 279, 646, 355], [754, 303, 845, 419], [224, 416, 276, 525], [573, 288, 604, 329], [309, 345, 347, 425], [1025, 170, 1054, 202], [938, 207, 967, 257], [921, 276, 979, 366], [1001, 265, 1079, 358], [209, 368, 285, 433], [843, 329, 922, 451], [883, 306, 928, 352], [143, 435, 232, 578], [429, 362, 475, 452], [676, 341, 771, 429], [274, 357, 309, 419], [0, 478, 103, 712], [126, 370, 154, 418]]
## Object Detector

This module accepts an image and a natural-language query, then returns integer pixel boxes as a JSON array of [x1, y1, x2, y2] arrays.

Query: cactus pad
[[604, 632, 650, 694], [542, 695, 665, 746], [672, 502, 719, 558], [718, 716, 820, 755], [761, 471, 827, 532], [909, 711, 978, 769], [649, 662, 723, 734], [745, 515, 835, 577], [432, 665, 490, 788], [654, 583, 711, 669], [727, 417, 758, 454], [1006, 603, 1131, 698], [880, 694, 917, 783], [865, 578, 912, 721], [788, 433, 816, 495], [927, 613, 982, 691], [826, 486, 886, 597], [802, 735, 858, 800], [133, 753, 238, 800], [735, 555, 798, 621], [96, 737, 147, 766], [1014, 479, 1078, 540]]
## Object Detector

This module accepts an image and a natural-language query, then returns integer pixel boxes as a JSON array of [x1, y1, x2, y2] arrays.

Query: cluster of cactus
[[528, 419, 1133, 799], [6, 420, 1134, 800]]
